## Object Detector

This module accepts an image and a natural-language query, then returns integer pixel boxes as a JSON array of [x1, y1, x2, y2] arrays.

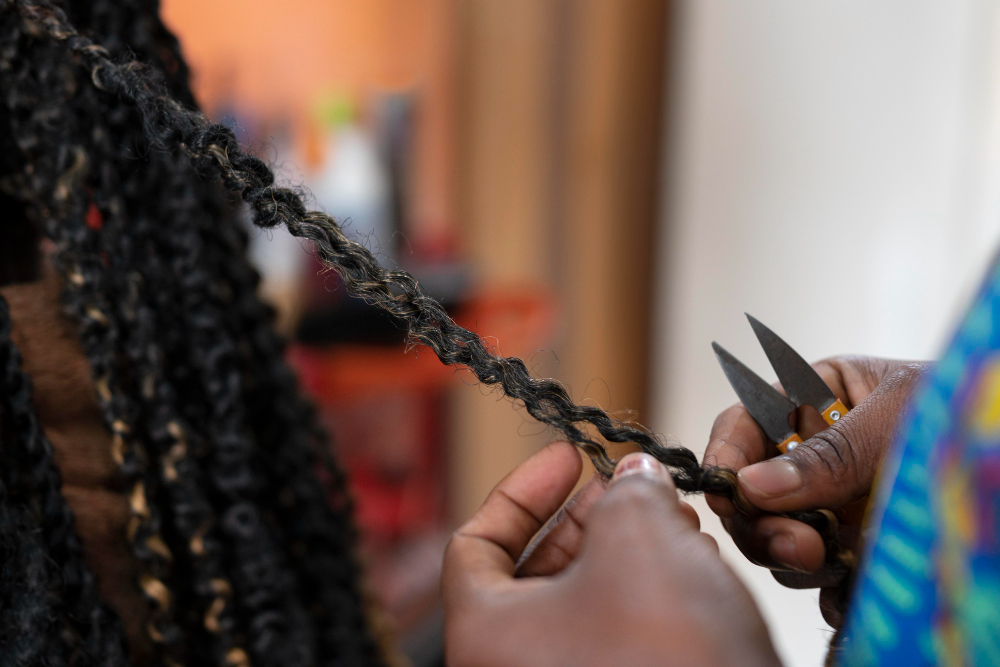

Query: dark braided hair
[[0, 0, 856, 664], [1, 0, 383, 663]]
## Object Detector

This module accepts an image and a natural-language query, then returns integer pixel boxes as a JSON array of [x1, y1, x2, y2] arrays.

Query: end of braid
[[684, 466, 756, 516]]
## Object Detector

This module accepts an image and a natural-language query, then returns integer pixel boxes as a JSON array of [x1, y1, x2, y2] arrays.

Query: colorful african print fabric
[[840, 258, 1000, 666]]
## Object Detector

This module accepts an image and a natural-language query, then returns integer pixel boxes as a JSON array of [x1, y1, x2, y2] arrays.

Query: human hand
[[443, 443, 780, 667], [703, 356, 929, 625]]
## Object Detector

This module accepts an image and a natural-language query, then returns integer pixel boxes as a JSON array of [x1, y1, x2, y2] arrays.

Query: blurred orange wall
[[161, 0, 458, 243]]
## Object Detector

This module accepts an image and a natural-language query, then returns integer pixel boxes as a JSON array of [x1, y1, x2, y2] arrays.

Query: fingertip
[[769, 533, 807, 573], [738, 458, 802, 503], [724, 514, 828, 574], [705, 404, 770, 471], [611, 452, 674, 488], [705, 493, 737, 519], [763, 523, 826, 574], [524, 441, 583, 490], [704, 437, 742, 470], [541, 440, 583, 468]]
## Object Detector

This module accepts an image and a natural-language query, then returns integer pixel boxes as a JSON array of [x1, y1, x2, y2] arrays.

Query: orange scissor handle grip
[[777, 433, 803, 454], [821, 399, 849, 426]]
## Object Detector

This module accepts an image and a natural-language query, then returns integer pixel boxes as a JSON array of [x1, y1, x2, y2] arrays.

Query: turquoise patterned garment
[[840, 258, 1000, 666]]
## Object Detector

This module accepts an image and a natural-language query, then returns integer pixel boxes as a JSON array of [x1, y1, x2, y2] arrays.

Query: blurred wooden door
[[450, 0, 672, 521]]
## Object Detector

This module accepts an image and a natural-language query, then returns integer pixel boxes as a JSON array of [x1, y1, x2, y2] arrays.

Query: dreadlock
[[0, 0, 857, 664]]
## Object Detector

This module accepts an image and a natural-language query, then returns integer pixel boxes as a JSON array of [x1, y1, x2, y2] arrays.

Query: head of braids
[[0, 0, 388, 664], [0, 0, 857, 664]]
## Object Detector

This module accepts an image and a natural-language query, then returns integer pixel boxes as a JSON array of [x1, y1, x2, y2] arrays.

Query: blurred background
[[161, 1, 1000, 665]]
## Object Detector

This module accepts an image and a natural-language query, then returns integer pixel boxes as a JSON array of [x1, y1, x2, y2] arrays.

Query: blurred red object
[[288, 285, 556, 542]]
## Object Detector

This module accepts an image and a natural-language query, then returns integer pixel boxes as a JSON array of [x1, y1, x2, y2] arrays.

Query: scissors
[[712, 314, 849, 454]]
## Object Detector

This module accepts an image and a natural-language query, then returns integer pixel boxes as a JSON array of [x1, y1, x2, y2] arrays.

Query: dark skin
[[443, 444, 780, 667], [443, 357, 926, 664], [703, 356, 929, 627]]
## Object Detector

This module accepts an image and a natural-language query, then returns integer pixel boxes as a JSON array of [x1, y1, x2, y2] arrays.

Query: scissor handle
[[777, 433, 803, 454], [776, 399, 848, 454], [821, 399, 849, 426]]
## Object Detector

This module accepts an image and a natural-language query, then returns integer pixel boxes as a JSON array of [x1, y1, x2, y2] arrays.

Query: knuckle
[[710, 403, 745, 435], [813, 355, 845, 371], [814, 354, 857, 378], [444, 531, 460, 558], [821, 354, 882, 386], [887, 361, 931, 386], [717, 437, 752, 469], [794, 426, 857, 480], [443, 528, 475, 568]]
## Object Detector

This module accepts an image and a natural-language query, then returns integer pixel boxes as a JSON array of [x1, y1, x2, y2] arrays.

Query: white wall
[[652, 1, 1000, 664]]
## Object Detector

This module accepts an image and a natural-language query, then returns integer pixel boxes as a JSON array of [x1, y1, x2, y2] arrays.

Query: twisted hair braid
[[192, 207, 381, 663], [104, 154, 246, 664], [166, 198, 316, 665]]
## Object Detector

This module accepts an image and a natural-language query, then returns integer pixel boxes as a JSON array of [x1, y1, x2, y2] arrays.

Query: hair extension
[[201, 222, 383, 663], [164, 191, 315, 665], [101, 155, 243, 665]]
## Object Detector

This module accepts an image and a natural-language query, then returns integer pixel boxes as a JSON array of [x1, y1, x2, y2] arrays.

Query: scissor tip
[[746, 313, 769, 333]]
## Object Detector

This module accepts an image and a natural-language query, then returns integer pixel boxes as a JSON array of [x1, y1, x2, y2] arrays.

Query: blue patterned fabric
[[840, 258, 1000, 665]]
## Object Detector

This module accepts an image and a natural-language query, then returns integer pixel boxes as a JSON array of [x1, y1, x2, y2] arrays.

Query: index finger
[[443, 441, 583, 599], [703, 403, 770, 517]]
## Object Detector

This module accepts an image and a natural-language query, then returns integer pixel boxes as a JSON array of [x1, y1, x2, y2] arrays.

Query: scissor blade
[[745, 314, 837, 413], [712, 342, 797, 444]]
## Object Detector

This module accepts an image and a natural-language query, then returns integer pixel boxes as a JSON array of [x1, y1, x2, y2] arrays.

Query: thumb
[[736, 363, 924, 513], [586, 453, 686, 541]]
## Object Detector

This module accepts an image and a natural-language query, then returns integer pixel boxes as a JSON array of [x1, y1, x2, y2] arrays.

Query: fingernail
[[770, 532, 808, 573], [612, 453, 662, 482], [738, 460, 802, 499]]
